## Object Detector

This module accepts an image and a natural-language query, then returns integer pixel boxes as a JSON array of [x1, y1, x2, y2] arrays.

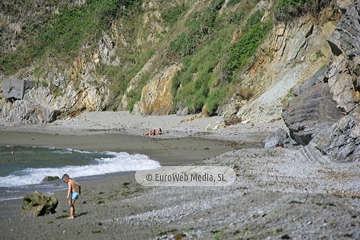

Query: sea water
[[0, 146, 160, 201]]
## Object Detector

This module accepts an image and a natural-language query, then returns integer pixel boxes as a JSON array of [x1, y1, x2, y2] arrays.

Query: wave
[[0, 151, 160, 187]]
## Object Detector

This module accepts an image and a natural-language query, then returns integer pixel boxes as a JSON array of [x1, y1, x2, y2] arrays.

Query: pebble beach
[[0, 111, 359, 239]]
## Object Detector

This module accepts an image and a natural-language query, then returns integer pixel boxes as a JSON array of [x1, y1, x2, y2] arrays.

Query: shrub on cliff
[[275, 0, 333, 22]]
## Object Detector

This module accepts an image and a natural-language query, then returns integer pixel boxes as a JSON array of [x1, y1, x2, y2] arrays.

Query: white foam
[[51, 148, 95, 154], [0, 151, 160, 187]]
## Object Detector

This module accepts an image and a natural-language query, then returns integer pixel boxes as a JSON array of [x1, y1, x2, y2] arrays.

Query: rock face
[[1, 57, 110, 124], [21, 191, 58, 218], [286, 1, 360, 162], [308, 115, 360, 162], [264, 128, 293, 149], [132, 64, 182, 116], [232, 7, 339, 123], [282, 70, 343, 145]]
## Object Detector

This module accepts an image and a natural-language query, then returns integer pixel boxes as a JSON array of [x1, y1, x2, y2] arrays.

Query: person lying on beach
[[143, 129, 156, 135], [143, 128, 165, 135], [62, 174, 81, 219]]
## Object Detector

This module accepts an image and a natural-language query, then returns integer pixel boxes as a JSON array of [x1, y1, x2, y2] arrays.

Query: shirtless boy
[[62, 174, 81, 219]]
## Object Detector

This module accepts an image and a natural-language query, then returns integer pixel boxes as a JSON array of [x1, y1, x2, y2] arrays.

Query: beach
[[0, 111, 359, 239]]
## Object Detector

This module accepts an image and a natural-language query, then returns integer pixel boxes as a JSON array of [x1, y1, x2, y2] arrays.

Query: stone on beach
[[21, 191, 58, 218], [264, 128, 291, 148]]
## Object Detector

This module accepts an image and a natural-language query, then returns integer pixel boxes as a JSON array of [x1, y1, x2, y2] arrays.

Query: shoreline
[[0, 112, 359, 239]]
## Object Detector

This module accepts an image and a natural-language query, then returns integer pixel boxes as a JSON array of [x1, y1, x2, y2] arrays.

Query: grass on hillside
[[0, 0, 141, 75], [1, 0, 331, 116], [170, 0, 272, 115]]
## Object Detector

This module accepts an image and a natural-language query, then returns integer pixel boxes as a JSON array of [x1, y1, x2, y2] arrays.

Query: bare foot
[[67, 216, 74, 219]]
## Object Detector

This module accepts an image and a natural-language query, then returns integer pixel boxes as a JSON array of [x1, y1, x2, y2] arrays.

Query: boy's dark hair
[[62, 174, 70, 180]]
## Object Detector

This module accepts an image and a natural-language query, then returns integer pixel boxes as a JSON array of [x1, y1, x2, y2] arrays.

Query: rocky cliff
[[283, 0, 360, 162], [1, 0, 357, 160], [233, 10, 338, 123]]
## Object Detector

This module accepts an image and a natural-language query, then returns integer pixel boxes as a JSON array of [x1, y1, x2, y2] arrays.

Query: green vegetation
[[127, 73, 151, 112], [172, 41, 227, 114], [170, 0, 271, 115], [169, 0, 225, 57], [0, 0, 142, 75], [212, 230, 223, 236], [275, 0, 333, 22], [102, 49, 155, 111], [1, 0, 278, 115], [163, 3, 189, 26], [42, 81, 49, 88], [314, 49, 325, 61], [33, 67, 44, 79], [226, 10, 272, 77], [282, 87, 294, 103], [227, 0, 242, 7], [277, 0, 312, 9]]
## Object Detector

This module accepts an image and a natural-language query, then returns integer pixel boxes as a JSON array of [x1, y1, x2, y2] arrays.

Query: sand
[[0, 111, 359, 239]]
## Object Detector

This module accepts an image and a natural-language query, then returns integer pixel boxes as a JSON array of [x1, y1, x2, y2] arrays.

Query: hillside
[[0, 0, 340, 123]]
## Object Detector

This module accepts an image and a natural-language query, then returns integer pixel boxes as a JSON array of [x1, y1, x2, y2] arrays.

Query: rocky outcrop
[[264, 128, 294, 149], [288, 1, 360, 162], [132, 64, 182, 115], [326, 5, 360, 114], [310, 115, 359, 161], [1, 53, 110, 124], [231, 6, 339, 123], [21, 191, 58, 218], [282, 70, 343, 145]]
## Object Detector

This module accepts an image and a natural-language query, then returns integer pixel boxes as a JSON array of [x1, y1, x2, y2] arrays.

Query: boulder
[[282, 81, 342, 145], [312, 115, 360, 162], [264, 128, 292, 148], [295, 115, 360, 163], [21, 191, 58, 218], [42, 176, 60, 182]]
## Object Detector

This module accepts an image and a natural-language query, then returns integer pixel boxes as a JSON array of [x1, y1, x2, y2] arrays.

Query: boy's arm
[[66, 183, 71, 199], [76, 182, 81, 195]]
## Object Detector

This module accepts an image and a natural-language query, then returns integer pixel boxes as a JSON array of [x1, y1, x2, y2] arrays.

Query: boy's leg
[[72, 200, 76, 217], [68, 199, 75, 219]]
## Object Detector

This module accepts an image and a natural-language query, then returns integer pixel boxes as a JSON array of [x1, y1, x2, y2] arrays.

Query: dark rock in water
[[264, 128, 292, 148], [21, 191, 58, 218], [42, 176, 60, 182], [282, 82, 342, 145]]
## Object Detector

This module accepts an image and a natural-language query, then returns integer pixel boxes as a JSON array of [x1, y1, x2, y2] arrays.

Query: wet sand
[[0, 130, 236, 165]]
